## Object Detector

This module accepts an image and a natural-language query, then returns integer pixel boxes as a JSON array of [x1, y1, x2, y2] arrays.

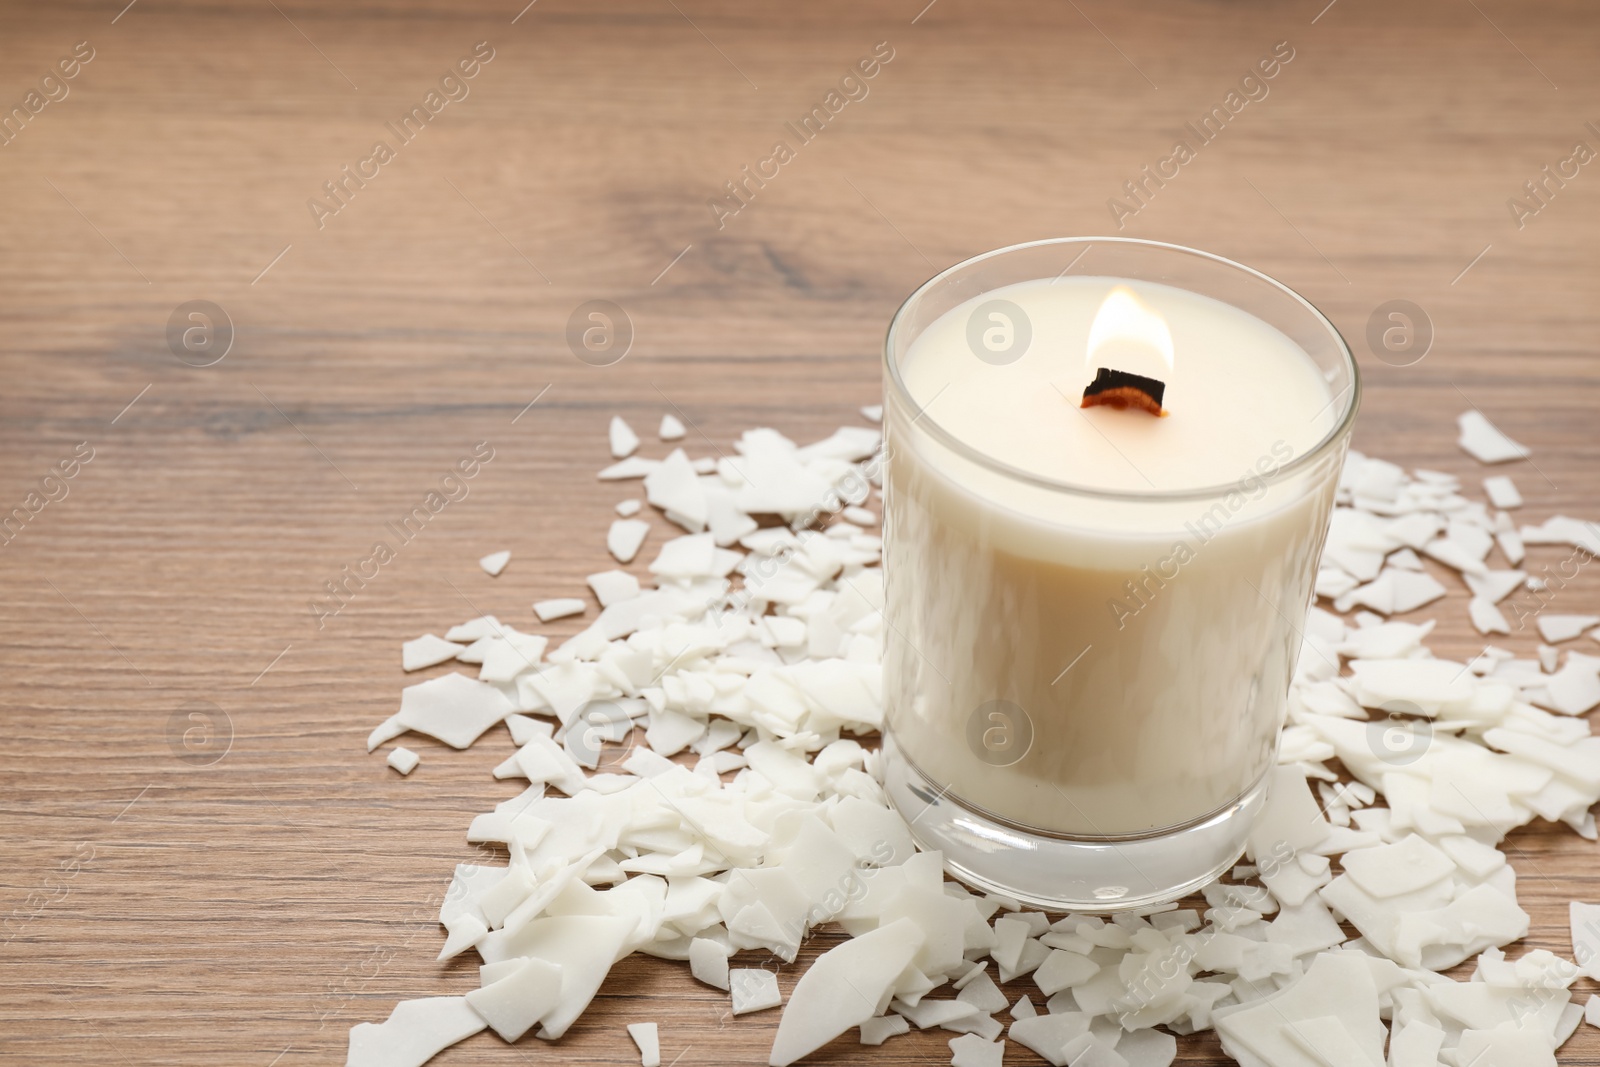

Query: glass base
[[881, 732, 1269, 913]]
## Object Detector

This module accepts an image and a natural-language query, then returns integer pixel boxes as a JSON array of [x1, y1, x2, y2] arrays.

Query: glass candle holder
[[879, 237, 1359, 912]]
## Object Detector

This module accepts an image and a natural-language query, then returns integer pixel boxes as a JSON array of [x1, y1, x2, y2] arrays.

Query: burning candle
[[880, 238, 1359, 911]]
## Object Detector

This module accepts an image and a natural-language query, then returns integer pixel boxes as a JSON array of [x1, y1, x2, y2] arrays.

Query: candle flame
[[1086, 285, 1174, 375]]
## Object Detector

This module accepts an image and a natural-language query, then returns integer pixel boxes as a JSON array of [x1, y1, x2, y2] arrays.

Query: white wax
[[885, 275, 1344, 836], [900, 276, 1336, 498]]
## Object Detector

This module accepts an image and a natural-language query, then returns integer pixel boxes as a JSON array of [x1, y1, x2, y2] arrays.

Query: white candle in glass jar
[[885, 275, 1339, 837]]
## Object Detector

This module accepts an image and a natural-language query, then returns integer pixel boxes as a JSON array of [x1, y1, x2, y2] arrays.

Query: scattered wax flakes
[[730, 969, 782, 1015], [479, 550, 511, 577], [945, 1019, 1004, 1045], [599, 456, 659, 480], [735, 437, 842, 517], [1538, 614, 1600, 644], [395, 672, 516, 749], [706, 489, 760, 547], [368, 716, 406, 751], [1540, 645, 1562, 673], [645, 707, 706, 757], [477, 867, 536, 928], [438, 864, 509, 927], [688, 937, 730, 990], [989, 916, 1031, 974], [446, 615, 504, 642], [842, 506, 877, 526], [1284, 1014, 1385, 1067], [1466, 570, 1528, 604], [1389, 1020, 1446, 1067], [610, 416, 641, 459], [437, 912, 488, 961], [387, 746, 420, 776], [659, 413, 686, 440], [403, 633, 467, 671], [1352, 456, 1408, 501], [1384, 512, 1443, 551], [860, 1015, 911, 1045], [1338, 835, 1454, 898], [465, 957, 563, 1042], [955, 971, 1010, 1015], [1572, 902, 1600, 982], [949, 960, 987, 990], [1032, 950, 1100, 996], [1455, 1024, 1558, 1067], [645, 449, 707, 532], [1391, 569, 1449, 612], [511, 732, 588, 792], [608, 519, 651, 564], [1001, 939, 1051, 985], [1457, 410, 1532, 464], [769, 918, 924, 1066], [1521, 515, 1600, 555], [1247, 764, 1330, 861], [346, 997, 487, 1067], [616, 498, 642, 517], [1421, 537, 1488, 577], [1475, 946, 1579, 990], [1009, 1013, 1091, 1066], [1468, 645, 1513, 675], [356, 419, 1600, 1067], [1498, 528, 1527, 566], [1412, 886, 1532, 971], [1449, 520, 1496, 561], [1316, 567, 1359, 601], [1470, 596, 1512, 635], [1388, 547, 1424, 570], [587, 569, 641, 607], [1117, 1029, 1178, 1066], [627, 1021, 661, 1067], [948, 1033, 1004, 1067], [1571, 812, 1600, 842], [503, 914, 635, 1038], [1325, 511, 1397, 580], [649, 532, 717, 579], [478, 632, 549, 685], [764, 615, 808, 649], [1214, 952, 1384, 1067], [1347, 658, 1475, 717], [860, 404, 883, 423], [533, 598, 587, 623], [1484, 475, 1523, 509], [1336, 620, 1433, 661], [1539, 659, 1600, 715], [795, 425, 882, 464], [1262, 899, 1345, 958], [1335, 568, 1448, 615], [453, 638, 495, 667]]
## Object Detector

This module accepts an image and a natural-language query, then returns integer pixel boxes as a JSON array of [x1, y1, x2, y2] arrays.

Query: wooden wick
[[1080, 367, 1167, 417]]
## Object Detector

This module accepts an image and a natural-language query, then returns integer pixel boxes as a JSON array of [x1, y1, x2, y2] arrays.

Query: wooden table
[[2, 1, 1598, 1063]]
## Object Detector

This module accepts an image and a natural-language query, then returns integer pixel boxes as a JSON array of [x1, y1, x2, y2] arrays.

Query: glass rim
[[882, 236, 1362, 504]]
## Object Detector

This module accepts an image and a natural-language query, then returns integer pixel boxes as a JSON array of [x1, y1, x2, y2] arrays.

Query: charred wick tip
[[1080, 367, 1167, 417]]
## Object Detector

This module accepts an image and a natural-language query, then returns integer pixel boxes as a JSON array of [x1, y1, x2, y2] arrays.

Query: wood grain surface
[[2, 0, 1599, 1064]]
